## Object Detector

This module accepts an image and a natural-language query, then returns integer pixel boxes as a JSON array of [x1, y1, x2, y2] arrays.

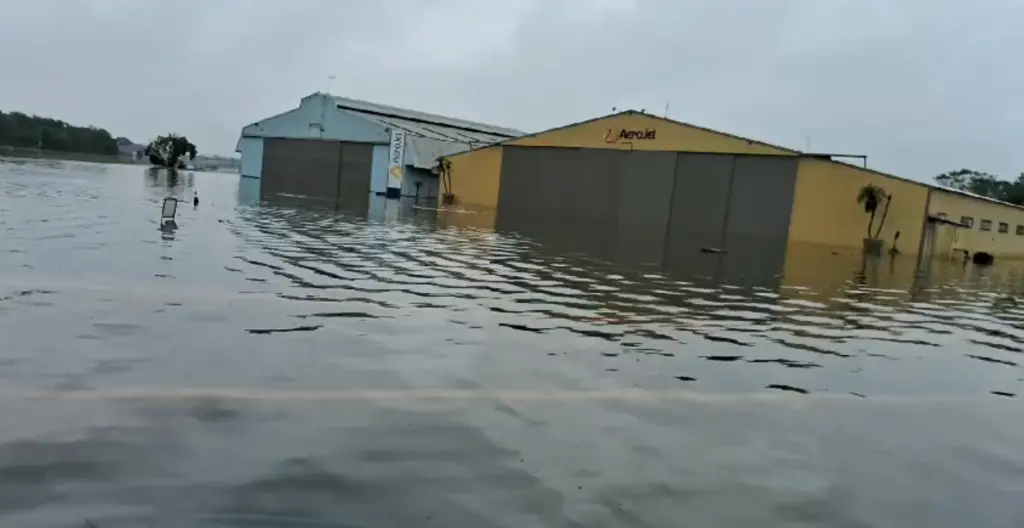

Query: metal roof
[[332, 96, 524, 145], [404, 136, 475, 170], [931, 184, 1024, 212]]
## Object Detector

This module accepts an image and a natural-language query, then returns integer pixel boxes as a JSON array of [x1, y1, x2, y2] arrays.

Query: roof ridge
[[331, 95, 524, 136]]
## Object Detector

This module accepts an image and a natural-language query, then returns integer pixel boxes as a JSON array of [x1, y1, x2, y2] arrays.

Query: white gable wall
[[240, 94, 390, 143]]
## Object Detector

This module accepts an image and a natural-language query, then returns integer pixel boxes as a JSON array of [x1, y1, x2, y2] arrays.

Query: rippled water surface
[[1, 158, 1023, 527]]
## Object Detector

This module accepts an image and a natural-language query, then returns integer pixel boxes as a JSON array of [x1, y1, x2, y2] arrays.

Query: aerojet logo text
[[390, 133, 405, 165], [604, 128, 657, 143], [387, 131, 406, 181]]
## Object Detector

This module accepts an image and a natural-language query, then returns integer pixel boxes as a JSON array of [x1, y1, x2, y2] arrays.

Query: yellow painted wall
[[788, 158, 929, 253], [927, 189, 1024, 258], [445, 145, 504, 208], [509, 113, 795, 155]]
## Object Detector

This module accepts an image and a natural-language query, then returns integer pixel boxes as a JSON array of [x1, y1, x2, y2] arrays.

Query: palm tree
[[872, 193, 893, 239], [857, 184, 888, 238]]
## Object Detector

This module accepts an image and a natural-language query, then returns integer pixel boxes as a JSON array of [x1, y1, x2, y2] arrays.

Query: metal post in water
[[160, 197, 178, 230]]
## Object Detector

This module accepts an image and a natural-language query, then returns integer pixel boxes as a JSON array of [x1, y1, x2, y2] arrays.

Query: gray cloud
[[0, 0, 1020, 181]]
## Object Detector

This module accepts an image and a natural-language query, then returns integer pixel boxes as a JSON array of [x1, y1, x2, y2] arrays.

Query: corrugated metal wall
[[261, 139, 373, 204], [665, 152, 734, 255], [498, 147, 622, 240], [719, 155, 799, 281], [338, 142, 373, 199], [370, 144, 389, 194], [238, 137, 264, 179], [495, 146, 799, 282], [617, 151, 678, 266]]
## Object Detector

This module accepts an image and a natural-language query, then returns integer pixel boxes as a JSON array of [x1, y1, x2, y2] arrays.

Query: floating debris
[[766, 384, 809, 395], [245, 325, 323, 335]]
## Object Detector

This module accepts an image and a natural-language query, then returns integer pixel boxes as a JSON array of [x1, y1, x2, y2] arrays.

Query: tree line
[[0, 110, 119, 156], [934, 169, 1024, 206]]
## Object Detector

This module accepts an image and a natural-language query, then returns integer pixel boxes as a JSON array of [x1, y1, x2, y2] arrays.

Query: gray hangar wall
[[494, 146, 799, 283], [260, 138, 373, 207]]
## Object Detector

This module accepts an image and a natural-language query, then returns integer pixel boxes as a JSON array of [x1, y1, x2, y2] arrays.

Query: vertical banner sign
[[387, 130, 406, 192]]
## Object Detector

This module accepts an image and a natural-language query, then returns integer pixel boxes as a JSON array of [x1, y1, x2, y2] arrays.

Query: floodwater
[[0, 158, 1022, 527]]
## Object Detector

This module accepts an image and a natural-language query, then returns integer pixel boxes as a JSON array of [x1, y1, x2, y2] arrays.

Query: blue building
[[235, 93, 522, 200]]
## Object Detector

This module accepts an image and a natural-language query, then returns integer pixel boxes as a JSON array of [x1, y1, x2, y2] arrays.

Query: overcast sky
[[0, 0, 1020, 180]]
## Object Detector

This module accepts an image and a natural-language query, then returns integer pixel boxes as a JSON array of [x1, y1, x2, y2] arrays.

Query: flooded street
[[1, 158, 1022, 527]]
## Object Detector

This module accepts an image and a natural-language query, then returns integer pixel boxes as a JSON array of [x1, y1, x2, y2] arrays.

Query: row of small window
[[937, 213, 1024, 235]]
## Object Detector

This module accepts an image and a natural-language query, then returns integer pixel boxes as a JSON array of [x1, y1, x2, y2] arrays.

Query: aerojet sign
[[604, 128, 657, 144], [387, 129, 407, 190]]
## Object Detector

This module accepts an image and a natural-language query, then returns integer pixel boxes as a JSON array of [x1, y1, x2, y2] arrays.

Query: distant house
[[115, 137, 145, 161]]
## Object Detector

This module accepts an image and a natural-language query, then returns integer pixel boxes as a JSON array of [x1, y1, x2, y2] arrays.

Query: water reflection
[[495, 210, 788, 286], [144, 167, 194, 200], [236, 176, 260, 208], [2, 159, 1024, 527], [159, 223, 176, 242], [232, 186, 1024, 401]]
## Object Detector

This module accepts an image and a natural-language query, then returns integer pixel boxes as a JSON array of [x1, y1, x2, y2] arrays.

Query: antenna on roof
[[326, 75, 336, 95], [663, 103, 670, 118]]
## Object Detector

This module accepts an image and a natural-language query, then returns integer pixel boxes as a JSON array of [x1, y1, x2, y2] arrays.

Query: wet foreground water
[[1, 158, 1022, 527]]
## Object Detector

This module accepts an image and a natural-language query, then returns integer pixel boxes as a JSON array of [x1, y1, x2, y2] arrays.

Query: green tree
[[934, 169, 1024, 205], [0, 110, 119, 155], [934, 168, 975, 190], [144, 134, 197, 169]]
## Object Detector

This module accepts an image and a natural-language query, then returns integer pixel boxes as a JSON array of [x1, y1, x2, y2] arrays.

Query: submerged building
[[236, 93, 523, 199], [440, 110, 1024, 262]]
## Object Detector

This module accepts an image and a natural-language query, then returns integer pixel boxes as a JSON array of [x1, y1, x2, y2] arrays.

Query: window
[[961, 216, 974, 228], [980, 219, 993, 231], [999, 222, 1010, 234], [1016, 225, 1024, 236]]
